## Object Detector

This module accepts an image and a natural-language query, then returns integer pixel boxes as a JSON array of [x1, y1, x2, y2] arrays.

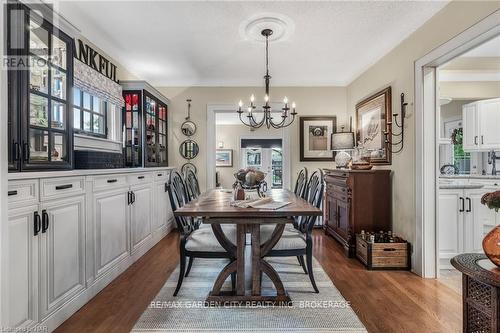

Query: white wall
[[345, 1, 500, 259], [158, 86, 348, 191]]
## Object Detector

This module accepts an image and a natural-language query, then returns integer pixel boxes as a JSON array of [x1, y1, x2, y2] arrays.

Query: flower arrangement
[[481, 191, 500, 212]]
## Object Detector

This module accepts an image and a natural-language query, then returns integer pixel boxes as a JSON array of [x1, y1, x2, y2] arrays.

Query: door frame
[[414, 11, 500, 277], [238, 135, 287, 189], [206, 103, 291, 190]]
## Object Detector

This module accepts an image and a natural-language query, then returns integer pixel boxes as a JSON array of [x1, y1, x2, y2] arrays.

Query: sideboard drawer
[[127, 173, 153, 185], [40, 177, 85, 201], [8, 179, 38, 207], [92, 174, 128, 191]]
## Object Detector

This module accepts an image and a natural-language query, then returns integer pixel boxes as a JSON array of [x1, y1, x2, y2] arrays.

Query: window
[[73, 88, 109, 137]]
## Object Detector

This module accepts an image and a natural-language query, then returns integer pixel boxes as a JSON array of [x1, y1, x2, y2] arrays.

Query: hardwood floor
[[55, 230, 461, 333]]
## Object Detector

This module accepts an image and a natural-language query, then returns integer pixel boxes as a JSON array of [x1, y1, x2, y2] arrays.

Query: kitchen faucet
[[488, 150, 500, 175]]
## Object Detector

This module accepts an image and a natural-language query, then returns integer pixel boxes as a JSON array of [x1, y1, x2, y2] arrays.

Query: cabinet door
[[130, 184, 152, 253], [93, 188, 129, 278], [7, 205, 39, 328], [153, 182, 169, 233], [325, 193, 337, 230], [466, 189, 497, 253], [462, 103, 477, 151], [478, 99, 500, 149], [39, 195, 86, 319], [337, 200, 350, 240], [438, 190, 463, 268]]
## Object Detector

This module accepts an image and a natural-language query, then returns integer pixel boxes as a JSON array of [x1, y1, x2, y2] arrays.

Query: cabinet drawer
[[127, 173, 153, 185], [40, 177, 85, 201], [8, 180, 38, 207], [92, 175, 128, 192], [325, 175, 348, 187], [154, 170, 169, 182]]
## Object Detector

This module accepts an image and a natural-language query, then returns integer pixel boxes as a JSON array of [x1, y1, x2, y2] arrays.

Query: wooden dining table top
[[174, 189, 322, 218]]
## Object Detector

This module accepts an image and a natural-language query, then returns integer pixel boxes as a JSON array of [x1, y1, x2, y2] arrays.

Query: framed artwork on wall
[[355, 87, 392, 165], [216, 149, 233, 167], [299, 116, 337, 161]]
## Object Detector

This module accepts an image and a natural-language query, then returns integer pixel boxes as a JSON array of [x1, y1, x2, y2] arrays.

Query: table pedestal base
[[206, 220, 291, 305]]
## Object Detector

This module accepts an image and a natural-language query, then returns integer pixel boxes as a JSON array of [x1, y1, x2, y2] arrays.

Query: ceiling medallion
[[240, 13, 294, 43], [237, 29, 297, 130]]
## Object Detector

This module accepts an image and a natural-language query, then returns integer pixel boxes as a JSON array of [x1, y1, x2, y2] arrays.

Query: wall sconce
[[384, 93, 407, 154]]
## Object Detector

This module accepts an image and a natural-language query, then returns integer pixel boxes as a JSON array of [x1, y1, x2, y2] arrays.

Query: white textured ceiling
[[57, 1, 448, 86]]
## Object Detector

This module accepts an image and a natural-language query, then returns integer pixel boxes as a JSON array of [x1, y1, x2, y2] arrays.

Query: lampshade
[[331, 132, 355, 151]]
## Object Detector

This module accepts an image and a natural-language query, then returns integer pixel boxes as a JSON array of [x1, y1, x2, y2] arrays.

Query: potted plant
[[481, 191, 500, 266]]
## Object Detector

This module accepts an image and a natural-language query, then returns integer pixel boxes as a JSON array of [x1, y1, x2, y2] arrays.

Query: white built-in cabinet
[[463, 98, 500, 151], [438, 182, 500, 269], [6, 168, 174, 332]]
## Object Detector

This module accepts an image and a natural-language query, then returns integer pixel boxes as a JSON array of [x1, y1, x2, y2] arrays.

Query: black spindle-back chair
[[262, 169, 324, 293], [294, 167, 308, 199], [184, 168, 201, 201], [167, 170, 236, 296]]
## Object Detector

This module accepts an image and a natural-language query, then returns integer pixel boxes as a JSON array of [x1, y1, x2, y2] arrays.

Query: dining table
[[174, 188, 322, 305]]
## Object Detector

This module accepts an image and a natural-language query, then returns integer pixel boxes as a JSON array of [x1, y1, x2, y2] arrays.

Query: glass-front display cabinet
[[7, 3, 74, 171], [122, 82, 169, 167]]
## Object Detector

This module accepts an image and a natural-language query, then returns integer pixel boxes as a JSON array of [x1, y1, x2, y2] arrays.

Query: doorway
[[207, 104, 291, 190], [415, 13, 500, 278], [240, 138, 283, 189]]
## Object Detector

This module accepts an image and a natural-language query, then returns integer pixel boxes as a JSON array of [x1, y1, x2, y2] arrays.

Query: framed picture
[[356, 87, 392, 165], [300, 116, 337, 161], [216, 149, 233, 167]]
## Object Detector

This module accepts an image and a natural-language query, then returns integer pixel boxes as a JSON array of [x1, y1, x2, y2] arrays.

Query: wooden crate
[[356, 234, 410, 270]]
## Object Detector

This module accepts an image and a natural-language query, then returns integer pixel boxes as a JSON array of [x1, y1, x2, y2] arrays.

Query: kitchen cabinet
[[439, 185, 500, 269], [6, 168, 174, 332], [92, 186, 130, 278], [462, 98, 500, 152], [7, 3, 74, 172], [7, 205, 40, 329], [121, 82, 169, 168], [130, 183, 153, 254], [39, 195, 86, 319], [153, 177, 172, 234]]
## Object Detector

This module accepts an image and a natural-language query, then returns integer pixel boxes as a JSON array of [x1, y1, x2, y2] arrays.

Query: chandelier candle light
[[237, 29, 297, 129]]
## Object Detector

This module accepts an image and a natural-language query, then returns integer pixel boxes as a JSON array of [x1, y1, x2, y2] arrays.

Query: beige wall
[[440, 81, 500, 100], [346, 1, 500, 249], [157, 87, 347, 191]]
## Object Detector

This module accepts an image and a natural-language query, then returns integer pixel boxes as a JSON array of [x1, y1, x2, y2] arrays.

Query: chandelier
[[237, 29, 297, 129]]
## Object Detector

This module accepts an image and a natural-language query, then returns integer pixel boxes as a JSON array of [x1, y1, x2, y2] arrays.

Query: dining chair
[[294, 167, 308, 198], [184, 168, 201, 201], [261, 169, 324, 293], [167, 170, 237, 296]]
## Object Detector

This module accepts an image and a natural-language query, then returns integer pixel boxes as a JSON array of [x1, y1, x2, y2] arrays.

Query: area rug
[[132, 256, 367, 333]]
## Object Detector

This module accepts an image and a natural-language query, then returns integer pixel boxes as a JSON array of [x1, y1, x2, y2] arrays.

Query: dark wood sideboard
[[323, 169, 392, 257]]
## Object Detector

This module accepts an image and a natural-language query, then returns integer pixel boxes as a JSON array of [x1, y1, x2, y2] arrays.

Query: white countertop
[[8, 167, 176, 180], [440, 174, 500, 180]]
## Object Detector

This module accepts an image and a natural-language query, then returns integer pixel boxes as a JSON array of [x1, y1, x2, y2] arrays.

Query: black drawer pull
[[55, 184, 73, 190], [383, 248, 396, 252], [138, 176, 145, 179], [107, 179, 118, 183], [8, 190, 18, 196], [157, 173, 163, 177]]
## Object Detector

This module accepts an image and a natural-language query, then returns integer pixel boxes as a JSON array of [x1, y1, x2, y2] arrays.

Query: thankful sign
[[74, 39, 118, 83]]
